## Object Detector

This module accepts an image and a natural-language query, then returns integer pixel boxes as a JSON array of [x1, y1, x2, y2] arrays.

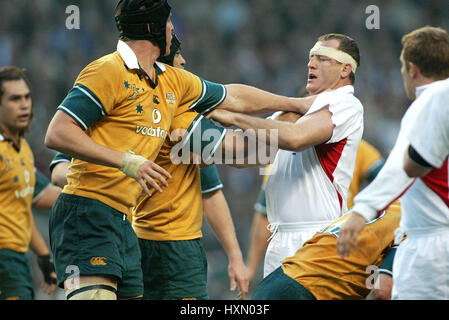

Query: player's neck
[[415, 75, 442, 89], [127, 40, 160, 82], [332, 78, 353, 91], [0, 123, 20, 146]]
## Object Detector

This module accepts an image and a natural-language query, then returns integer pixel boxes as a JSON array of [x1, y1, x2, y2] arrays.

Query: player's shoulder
[[158, 62, 199, 82], [428, 77, 449, 94], [77, 52, 124, 79], [320, 85, 362, 105], [316, 86, 364, 118], [420, 78, 449, 107]]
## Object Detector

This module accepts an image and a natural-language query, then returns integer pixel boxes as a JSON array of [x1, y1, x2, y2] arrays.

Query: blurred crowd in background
[[1, 0, 447, 299]]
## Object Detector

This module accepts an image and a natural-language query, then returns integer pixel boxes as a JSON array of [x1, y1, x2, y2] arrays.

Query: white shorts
[[392, 228, 449, 300], [263, 221, 332, 278]]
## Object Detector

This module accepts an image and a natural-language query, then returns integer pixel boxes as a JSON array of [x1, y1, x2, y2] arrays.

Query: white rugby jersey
[[353, 78, 449, 232], [266, 85, 364, 226]]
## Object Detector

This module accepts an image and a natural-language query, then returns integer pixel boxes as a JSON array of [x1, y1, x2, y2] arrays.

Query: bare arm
[[45, 110, 171, 196], [220, 84, 316, 115], [29, 212, 51, 256], [33, 184, 62, 209], [209, 106, 333, 152], [203, 190, 249, 300], [29, 212, 57, 295], [218, 129, 273, 168], [45, 111, 126, 167], [246, 212, 271, 282], [51, 161, 71, 188], [217, 111, 303, 167]]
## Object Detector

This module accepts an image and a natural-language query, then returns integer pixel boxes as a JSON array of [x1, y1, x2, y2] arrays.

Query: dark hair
[[0, 66, 33, 135], [0, 66, 32, 100], [317, 33, 360, 84], [402, 26, 449, 79]]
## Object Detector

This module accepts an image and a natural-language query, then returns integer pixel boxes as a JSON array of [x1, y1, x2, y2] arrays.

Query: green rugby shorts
[[49, 193, 143, 299]]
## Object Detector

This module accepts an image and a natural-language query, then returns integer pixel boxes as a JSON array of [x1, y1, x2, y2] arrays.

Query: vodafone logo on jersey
[[136, 109, 166, 139], [152, 108, 162, 124]]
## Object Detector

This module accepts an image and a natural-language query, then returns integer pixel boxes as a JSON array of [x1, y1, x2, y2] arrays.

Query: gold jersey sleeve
[[347, 139, 383, 208], [282, 201, 401, 300], [0, 138, 36, 252], [74, 54, 127, 115]]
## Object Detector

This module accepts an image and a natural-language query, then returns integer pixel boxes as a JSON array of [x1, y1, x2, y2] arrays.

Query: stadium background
[[1, 0, 447, 299]]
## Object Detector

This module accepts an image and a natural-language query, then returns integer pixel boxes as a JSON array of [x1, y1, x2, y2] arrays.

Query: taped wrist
[[120, 150, 147, 179], [37, 254, 56, 285]]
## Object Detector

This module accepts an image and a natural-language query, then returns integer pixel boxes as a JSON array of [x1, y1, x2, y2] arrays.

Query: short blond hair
[[402, 26, 449, 79]]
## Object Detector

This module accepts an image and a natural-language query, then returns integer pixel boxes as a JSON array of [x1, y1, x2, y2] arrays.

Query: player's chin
[[15, 121, 30, 130], [305, 83, 318, 95]]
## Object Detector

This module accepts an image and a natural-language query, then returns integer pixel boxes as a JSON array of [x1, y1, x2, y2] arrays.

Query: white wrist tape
[[120, 150, 147, 179], [310, 43, 358, 73]]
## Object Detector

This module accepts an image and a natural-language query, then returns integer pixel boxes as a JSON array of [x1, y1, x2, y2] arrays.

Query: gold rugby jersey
[[57, 40, 226, 216], [0, 134, 35, 252], [282, 201, 401, 300], [347, 139, 384, 208], [132, 110, 226, 241]]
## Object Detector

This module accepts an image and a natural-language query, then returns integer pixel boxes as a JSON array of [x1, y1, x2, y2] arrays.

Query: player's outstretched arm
[[45, 111, 172, 196], [209, 105, 333, 152], [203, 190, 249, 300], [220, 84, 316, 115]]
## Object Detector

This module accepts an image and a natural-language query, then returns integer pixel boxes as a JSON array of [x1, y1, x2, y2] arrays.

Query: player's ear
[[408, 62, 420, 79], [341, 64, 352, 79]]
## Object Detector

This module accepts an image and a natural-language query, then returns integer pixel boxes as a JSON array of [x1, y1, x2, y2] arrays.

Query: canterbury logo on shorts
[[90, 257, 107, 266]]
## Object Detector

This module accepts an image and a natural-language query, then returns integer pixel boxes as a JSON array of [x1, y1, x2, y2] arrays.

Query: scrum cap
[[115, 0, 171, 57]]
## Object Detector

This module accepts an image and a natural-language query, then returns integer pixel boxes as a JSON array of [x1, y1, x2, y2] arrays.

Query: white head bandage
[[309, 43, 358, 73]]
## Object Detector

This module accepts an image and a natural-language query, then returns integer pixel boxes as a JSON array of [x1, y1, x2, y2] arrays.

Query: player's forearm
[[229, 107, 333, 152], [29, 212, 50, 256], [203, 191, 244, 261], [222, 84, 312, 115], [45, 111, 124, 168], [220, 130, 274, 168], [51, 162, 71, 188], [33, 185, 62, 209], [246, 212, 270, 278]]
